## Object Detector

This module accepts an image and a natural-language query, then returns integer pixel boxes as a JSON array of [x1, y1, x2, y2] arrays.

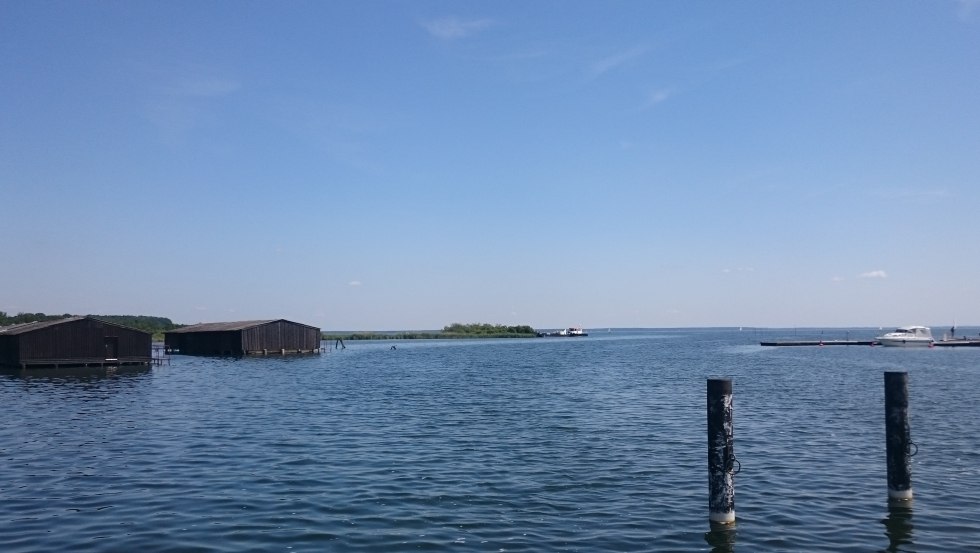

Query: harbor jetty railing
[[151, 344, 170, 366]]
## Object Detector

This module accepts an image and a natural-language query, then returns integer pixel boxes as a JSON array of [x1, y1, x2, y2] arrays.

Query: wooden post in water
[[707, 378, 736, 524], [884, 371, 913, 500]]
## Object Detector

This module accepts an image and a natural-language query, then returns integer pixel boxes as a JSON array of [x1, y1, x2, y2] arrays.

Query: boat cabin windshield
[[893, 327, 931, 337]]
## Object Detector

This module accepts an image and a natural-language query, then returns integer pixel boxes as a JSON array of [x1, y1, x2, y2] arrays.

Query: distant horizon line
[[3, 312, 974, 333], [318, 324, 977, 333]]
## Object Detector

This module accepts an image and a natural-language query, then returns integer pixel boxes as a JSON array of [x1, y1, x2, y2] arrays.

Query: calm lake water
[[2, 328, 978, 552]]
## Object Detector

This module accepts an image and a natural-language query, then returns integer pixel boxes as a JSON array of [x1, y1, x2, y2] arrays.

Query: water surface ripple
[[2, 329, 978, 551]]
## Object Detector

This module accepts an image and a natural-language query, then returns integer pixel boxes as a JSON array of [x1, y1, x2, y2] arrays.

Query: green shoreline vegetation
[[322, 323, 537, 341], [1, 313, 536, 342], [0, 312, 182, 341]]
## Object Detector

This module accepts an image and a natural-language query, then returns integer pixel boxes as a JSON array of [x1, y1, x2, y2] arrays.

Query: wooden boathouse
[[0, 316, 152, 369], [164, 319, 321, 356]]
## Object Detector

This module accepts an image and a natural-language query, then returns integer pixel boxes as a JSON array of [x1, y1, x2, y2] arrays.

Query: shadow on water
[[705, 521, 737, 553], [0, 364, 152, 383], [881, 500, 915, 553]]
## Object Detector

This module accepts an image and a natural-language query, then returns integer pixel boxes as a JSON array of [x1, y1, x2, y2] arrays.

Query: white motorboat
[[536, 326, 589, 337], [875, 326, 934, 347]]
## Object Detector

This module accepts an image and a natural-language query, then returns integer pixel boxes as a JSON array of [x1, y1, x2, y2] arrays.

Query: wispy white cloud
[[145, 72, 240, 144], [145, 102, 198, 141], [589, 45, 648, 78], [831, 276, 845, 282], [722, 267, 754, 274], [268, 97, 390, 173], [859, 270, 888, 279], [421, 16, 494, 40], [348, 280, 362, 287], [956, 0, 980, 21], [642, 88, 672, 109]]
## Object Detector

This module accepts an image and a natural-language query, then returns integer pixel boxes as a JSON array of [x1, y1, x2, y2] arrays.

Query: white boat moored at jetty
[[537, 326, 589, 337], [875, 326, 934, 347]]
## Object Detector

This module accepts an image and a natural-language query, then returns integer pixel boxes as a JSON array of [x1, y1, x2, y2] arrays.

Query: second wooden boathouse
[[0, 316, 152, 369], [164, 319, 321, 356]]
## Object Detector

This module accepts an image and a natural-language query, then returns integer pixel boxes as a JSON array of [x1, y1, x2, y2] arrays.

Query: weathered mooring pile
[[704, 371, 915, 528]]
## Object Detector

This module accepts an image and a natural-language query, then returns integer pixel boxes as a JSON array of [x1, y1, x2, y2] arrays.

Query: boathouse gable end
[[164, 319, 320, 356], [0, 316, 152, 369]]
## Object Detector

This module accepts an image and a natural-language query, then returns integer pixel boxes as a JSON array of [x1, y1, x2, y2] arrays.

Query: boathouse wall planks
[[0, 316, 152, 369], [164, 319, 321, 356]]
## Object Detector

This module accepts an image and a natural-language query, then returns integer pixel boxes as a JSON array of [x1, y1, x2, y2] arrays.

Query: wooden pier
[[151, 345, 171, 365], [760, 340, 876, 347], [762, 339, 980, 348], [933, 340, 980, 347]]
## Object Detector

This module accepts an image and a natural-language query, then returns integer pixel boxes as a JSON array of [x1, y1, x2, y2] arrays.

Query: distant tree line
[[0, 311, 183, 339], [323, 323, 538, 341], [442, 323, 536, 336], [89, 315, 183, 336], [0, 312, 73, 326], [2, 313, 535, 341]]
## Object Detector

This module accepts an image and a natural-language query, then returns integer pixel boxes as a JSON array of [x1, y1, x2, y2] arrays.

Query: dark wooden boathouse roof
[[0, 316, 88, 335], [166, 320, 283, 333], [164, 319, 321, 356], [0, 316, 152, 369]]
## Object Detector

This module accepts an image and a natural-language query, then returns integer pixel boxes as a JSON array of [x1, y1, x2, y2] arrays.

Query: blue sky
[[2, 1, 979, 330]]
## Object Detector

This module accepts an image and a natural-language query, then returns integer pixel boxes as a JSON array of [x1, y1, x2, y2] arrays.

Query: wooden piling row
[[705, 371, 913, 525]]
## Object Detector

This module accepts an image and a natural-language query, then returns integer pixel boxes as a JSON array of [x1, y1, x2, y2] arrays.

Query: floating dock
[[760, 340, 876, 347], [761, 339, 980, 347], [933, 340, 980, 347]]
